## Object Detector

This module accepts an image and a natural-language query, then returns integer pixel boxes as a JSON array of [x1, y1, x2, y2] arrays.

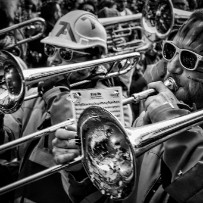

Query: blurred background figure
[[0, 0, 28, 61], [78, 0, 97, 14], [171, 0, 189, 10], [23, 0, 41, 20], [127, 0, 138, 14], [27, 1, 62, 67], [40, 1, 62, 35], [97, 0, 120, 18], [73, 0, 84, 10], [133, 0, 145, 13], [115, 0, 133, 16], [187, 0, 198, 10], [196, 0, 203, 8]]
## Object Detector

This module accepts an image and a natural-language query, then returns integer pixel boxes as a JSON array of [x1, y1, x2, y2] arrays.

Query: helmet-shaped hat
[[41, 10, 107, 54]]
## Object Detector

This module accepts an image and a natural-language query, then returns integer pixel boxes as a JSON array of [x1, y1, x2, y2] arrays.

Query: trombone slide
[[0, 119, 75, 152]]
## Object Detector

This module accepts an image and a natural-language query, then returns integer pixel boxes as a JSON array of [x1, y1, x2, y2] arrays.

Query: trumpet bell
[[78, 106, 136, 200]]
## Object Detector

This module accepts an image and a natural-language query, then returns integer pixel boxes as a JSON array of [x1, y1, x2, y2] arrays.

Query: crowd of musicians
[[1, 0, 203, 203]]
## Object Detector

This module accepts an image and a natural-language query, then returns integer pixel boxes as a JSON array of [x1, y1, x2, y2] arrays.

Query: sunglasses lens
[[163, 42, 176, 60], [44, 44, 55, 56], [180, 50, 197, 70], [59, 48, 72, 61]]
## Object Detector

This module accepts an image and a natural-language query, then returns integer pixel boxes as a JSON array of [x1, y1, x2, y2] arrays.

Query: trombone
[[24, 54, 138, 101], [1, 105, 203, 199], [0, 76, 177, 153], [0, 17, 46, 49], [0, 0, 194, 197], [0, 50, 140, 114]]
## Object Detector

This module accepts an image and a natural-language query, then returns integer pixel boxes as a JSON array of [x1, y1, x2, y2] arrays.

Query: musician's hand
[[52, 125, 81, 171], [144, 81, 179, 119]]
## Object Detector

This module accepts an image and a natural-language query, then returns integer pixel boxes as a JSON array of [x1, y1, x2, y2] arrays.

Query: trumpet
[[0, 50, 140, 114], [1, 105, 203, 198], [0, 17, 46, 49]]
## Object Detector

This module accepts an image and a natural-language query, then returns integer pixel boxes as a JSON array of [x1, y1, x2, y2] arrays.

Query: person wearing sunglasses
[[0, 9, 134, 203], [52, 9, 203, 203]]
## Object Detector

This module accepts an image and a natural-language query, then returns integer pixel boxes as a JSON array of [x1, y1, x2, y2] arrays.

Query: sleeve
[[29, 86, 73, 168], [149, 103, 190, 123], [0, 112, 22, 161], [42, 86, 73, 125], [162, 126, 203, 203], [150, 104, 203, 202]]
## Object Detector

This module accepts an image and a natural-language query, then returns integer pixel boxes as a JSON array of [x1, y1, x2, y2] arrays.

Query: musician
[[0, 10, 133, 203], [52, 9, 203, 203], [0, 0, 28, 61]]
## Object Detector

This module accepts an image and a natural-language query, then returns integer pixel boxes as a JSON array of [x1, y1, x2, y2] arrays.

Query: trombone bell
[[78, 106, 136, 200]]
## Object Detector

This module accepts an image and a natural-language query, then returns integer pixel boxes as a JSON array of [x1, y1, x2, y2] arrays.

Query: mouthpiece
[[164, 77, 179, 92]]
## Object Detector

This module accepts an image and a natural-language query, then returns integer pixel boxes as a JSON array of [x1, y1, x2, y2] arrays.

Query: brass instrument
[[122, 77, 178, 105], [141, 0, 174, 42], [24, 58, 136, 101], [99, 14, 147, 53], [99, 14, 142, 27], [0, 50, 140, 114], [141, 0, 191, 42], [0, 0, 195, 198], [0, 77, 177, 153], [77, 106, 203, 199], [1, 106, 203, 198], [173, 8, 191, 30], [0, 17, 46, 49], [99, 0, 191, 54], [173, 8, 191, 21]]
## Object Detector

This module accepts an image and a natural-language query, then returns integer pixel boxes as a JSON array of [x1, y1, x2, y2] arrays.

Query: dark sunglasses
[[44, 44, 90, 61], [162, 41, 203, 71]]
